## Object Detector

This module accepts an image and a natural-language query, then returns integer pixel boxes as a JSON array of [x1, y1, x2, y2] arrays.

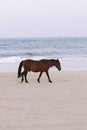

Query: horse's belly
[[31, 66, 45, 72]]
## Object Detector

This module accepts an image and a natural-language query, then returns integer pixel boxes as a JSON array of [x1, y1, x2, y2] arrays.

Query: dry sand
[[0, 71, 87, 130]]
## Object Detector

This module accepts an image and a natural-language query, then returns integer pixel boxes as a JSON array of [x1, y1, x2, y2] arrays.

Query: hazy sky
[[0, 0, 87, 38]]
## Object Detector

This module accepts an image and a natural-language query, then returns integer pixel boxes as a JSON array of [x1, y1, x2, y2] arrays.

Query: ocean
[[0, 37, 87, 72]]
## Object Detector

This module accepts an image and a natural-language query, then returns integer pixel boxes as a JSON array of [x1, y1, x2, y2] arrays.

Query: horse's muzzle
[[58, 66, 61, 71]]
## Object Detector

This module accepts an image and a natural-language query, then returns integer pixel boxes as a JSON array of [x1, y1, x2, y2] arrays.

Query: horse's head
[[55, 59, 61, 71]]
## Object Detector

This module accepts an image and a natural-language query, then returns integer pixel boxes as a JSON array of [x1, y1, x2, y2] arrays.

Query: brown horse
[[18, 59, 61, 83]]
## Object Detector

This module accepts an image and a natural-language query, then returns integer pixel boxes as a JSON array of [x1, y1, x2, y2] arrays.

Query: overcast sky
[[0, 0, 87, 38]]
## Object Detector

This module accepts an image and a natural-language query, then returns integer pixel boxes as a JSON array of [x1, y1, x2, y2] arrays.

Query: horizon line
[[0, 36, 87, 39]]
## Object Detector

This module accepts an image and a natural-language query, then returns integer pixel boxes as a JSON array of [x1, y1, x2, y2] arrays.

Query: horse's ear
[[57, 58, 58, 61]]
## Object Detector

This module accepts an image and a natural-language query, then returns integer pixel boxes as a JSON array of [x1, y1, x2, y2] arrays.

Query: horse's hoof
[[49, 80, 52, 83], [25, 81, 28, 83], [37, 79, 40, 83]]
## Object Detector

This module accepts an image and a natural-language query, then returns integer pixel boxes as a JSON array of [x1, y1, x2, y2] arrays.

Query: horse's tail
[[18, 61, 23, 78]]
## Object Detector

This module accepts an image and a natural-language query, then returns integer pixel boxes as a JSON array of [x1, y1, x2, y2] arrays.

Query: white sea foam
[[0, 56, 22, 63]]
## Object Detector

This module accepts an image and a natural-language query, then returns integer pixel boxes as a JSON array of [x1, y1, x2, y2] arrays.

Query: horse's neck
[[48, 61, 55, 67]]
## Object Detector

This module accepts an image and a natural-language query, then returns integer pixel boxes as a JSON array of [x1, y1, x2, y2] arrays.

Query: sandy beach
[[0, 71, 87, 130]]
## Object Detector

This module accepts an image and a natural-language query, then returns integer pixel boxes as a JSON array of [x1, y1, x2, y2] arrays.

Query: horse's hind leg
[[24, 71, 28, 83], [37, 72, 43, 83], [21, 73, 24, 82], [21, 70, 26, 82], [45, 71, 52, 83]]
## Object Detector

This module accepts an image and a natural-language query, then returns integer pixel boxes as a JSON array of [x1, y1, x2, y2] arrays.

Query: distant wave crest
[[0, 56, 22, 63]]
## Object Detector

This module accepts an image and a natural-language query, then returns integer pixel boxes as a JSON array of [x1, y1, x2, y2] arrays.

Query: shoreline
[[0, 71, 87, 129], [0, 62, 87, 73], [1, 57, 87, 72]]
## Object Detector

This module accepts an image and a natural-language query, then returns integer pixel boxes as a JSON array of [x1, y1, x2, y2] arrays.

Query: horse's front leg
[[45, 71, 52, 83], [37, 71, 43, 83]]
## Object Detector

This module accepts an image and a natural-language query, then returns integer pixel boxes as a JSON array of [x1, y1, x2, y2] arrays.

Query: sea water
[[0, 37, 87, 72]]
